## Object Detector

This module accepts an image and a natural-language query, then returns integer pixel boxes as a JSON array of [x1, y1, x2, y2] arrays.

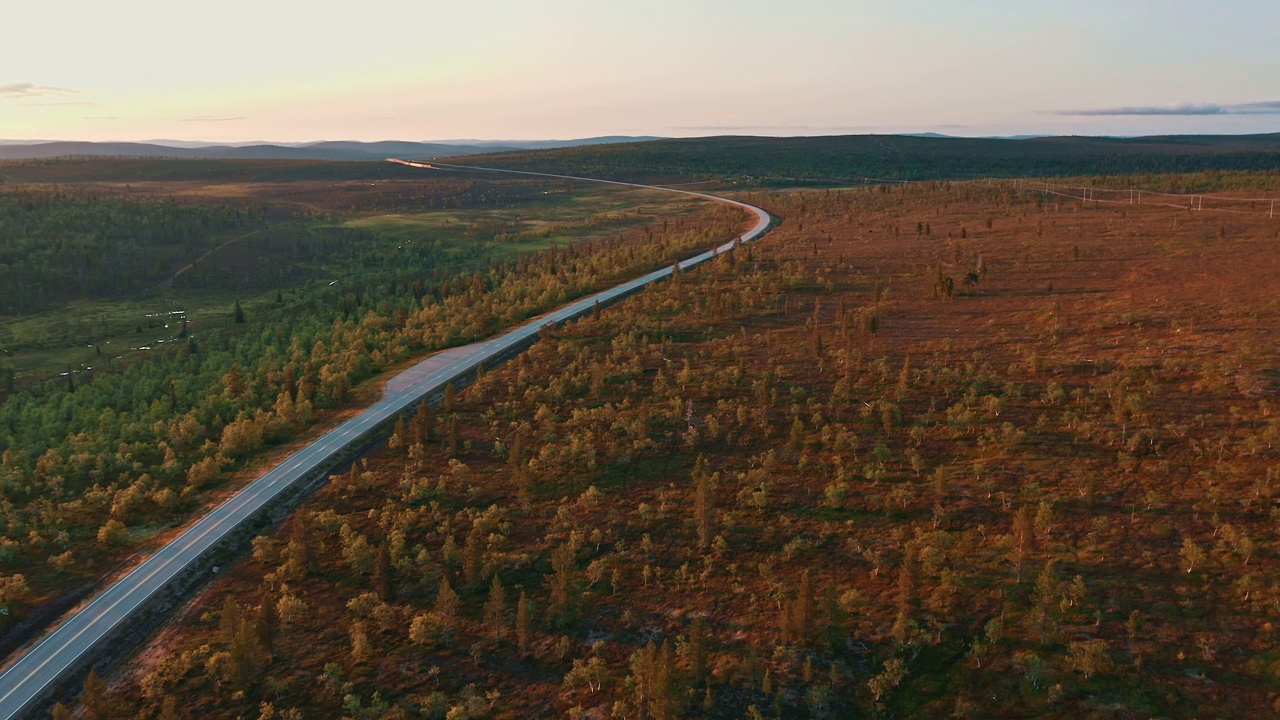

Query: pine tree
[[283, 516, 312, 580], [410, 398, 433, 446], [462, 526, 483, 587], [793, 569, 814, 646], [689, 618, 708, 684], [228, 618, 264, 689], [1011, 506, 1032, 583], [789, 416, 805, 455], [373, 542, 392, 600], [233, 299, 246, 324], [389, 415, 407, 450], [256, 586, 279, 655], [81, 669, 106, 720], [447, 416, 460, 457], [436, 576, 458, 646], [516, 590, 533, 657], [549, 541, 576, 624], [220, 594, 243, 644], [484, 574, 507, 639], [693, 455, 713, 551], [653, 640, 676, 720], [630, 640, 677, 720]]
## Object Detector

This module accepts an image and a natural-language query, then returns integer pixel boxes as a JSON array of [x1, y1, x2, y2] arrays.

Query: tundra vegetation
[[75, 174, 1280, 718]]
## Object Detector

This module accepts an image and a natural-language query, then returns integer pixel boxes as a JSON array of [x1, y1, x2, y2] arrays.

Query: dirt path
[[165, 219, 299, 287]]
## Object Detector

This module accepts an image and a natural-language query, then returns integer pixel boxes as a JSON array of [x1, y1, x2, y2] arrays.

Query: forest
[[62, 173, 1280, 718], [0, 161, 618, 318], [0, 165, 607, 384], [0, 158, 433, 185], [0, 162, 747, 660], [465, 134, 1280, 186], [0, 188, 252, 314]]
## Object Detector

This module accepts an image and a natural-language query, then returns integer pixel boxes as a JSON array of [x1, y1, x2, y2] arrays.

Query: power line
[[1015, 180, 1278, 219]]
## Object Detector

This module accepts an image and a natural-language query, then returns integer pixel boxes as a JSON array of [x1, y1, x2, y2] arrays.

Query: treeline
[[0, 158, 431, 184], [465, 134, 1280, 184], [0, 176, 594, 317], [0, 204, 746, 634], [1025, 169, 1280, 194], [0, 160, 574, 215], [0, 188, 255, 313], [0, 174, 600, 365], [170, 223, 447, 295]]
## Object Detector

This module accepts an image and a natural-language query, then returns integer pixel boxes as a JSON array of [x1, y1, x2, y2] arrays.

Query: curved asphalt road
[[0, 162, 770, 719]]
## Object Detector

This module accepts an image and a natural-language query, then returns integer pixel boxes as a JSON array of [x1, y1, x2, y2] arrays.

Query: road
[[0, 163, 770, 719]]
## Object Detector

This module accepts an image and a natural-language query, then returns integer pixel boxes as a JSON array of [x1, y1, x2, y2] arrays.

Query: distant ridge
[[0, 136, 663, 162], [456, 132, 1280, 182], [5, 133, 1279, 180], [443, 136, 665, 149]]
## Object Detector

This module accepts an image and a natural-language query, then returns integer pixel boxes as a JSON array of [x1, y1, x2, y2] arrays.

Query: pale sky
[[4, 0, 1279, 142]]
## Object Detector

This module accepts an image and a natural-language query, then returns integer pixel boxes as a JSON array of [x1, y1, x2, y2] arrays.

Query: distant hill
[[0, 136, 662, 162], [5, 133, 1277, 183], [0, 140, 499, 162], [448, 136, 665, 150], [452, 133, 1280, 183]]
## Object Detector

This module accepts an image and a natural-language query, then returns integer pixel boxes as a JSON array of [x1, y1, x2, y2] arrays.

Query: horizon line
[[3, 130, 1280, 147]]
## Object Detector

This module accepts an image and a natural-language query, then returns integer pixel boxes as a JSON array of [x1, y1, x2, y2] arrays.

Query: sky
[[3, 0, 1279, 143]]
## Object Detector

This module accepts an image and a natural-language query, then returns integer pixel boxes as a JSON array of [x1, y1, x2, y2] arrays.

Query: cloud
[[0, 82, 77, 99], [84, 116, 118, 121], [180, 115, 246, 122], [1057, 101, 1280, 116], [24, 101, 98, 108]]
